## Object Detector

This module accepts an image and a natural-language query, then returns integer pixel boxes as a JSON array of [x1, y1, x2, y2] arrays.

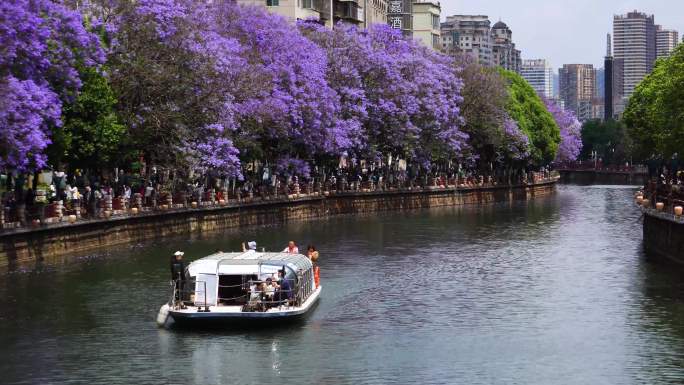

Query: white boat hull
[[167, 286, 321, 326]]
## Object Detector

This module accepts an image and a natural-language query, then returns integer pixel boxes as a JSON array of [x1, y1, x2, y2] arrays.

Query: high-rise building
[[440, 15, 521, 71], [440, 15, 492, 66], [520, 59, 553, 98], [656, 25, 679, 58], [604, 34, 614, 120], [491, 21, 521, 72], [559, 64, 596, 122], [238, 0, 388, 29], [411, 0, 441, 50], [238, 0, 332, 25], [552, 73, 559, 98], [613, 11, 656, 99], [595, 68, 605, 98]]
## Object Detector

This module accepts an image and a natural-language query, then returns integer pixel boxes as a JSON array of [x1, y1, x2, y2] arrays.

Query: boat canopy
[[187, 251, 313, 277]]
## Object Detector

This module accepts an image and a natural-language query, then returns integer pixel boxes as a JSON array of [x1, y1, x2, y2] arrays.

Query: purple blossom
[[0, 0, 104, 170], [188, 135, 242, 179], [300, 22, 467, 165], [543, 98, 582, 162], [276, 157, 311, 178], [502, 116, 530, 161]]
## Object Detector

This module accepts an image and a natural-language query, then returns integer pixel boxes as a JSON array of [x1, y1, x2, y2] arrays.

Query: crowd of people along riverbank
[[0, 165, 555, 232], [638, 154, 684, 213]]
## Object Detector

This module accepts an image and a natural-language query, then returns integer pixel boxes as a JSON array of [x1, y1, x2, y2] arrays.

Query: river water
[[1, 185, 684, 385]]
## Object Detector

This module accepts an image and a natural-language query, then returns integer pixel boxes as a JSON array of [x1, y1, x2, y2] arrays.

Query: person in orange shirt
[[307, 245, 320, 288]]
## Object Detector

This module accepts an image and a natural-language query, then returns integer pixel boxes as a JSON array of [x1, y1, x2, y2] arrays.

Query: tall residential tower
[[440, 15, 521, 71], [559, 64, 596, 122], [521, 59, 553, 98], [656, 25, 679, 58], [612, 11, 656, 99]]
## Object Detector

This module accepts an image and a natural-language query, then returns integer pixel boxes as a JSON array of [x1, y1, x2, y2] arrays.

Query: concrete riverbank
[[559, 169, 647, 185], [642, 208, 684, 264], [0, 179, 558, 268]]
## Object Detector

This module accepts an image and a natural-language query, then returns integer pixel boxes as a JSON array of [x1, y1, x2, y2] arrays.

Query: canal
[[1, 185, 683, 384]]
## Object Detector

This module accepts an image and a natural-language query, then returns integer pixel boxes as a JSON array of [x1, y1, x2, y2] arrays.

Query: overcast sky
[[441, 0, 684, 70]]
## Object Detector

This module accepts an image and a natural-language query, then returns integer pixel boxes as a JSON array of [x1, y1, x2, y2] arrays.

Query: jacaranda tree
[[0, 0, 104, 171], [543, 97, 582, 163], [299, 21, 467, 170]]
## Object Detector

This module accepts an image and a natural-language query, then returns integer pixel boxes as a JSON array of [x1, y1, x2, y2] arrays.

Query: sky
[[442, 0, 684, 70]]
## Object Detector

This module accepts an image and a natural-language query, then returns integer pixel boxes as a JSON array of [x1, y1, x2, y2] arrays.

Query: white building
[[521, 59, 553, 98], [656, 25, 679, 58], [411, 0, 441, 50]]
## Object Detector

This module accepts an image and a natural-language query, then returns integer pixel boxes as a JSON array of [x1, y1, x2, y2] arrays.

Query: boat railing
[[171, 279, 209, 312], [171, 278, 305, 309]]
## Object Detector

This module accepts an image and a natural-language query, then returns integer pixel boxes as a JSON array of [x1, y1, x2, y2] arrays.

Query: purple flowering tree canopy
[[300, 22, 467, 169], [0, 0, 104, 171], [502, 115, 530, 161], [543, 98, 582, 162]]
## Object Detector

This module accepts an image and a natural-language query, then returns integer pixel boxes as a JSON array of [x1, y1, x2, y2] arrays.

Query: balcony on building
[[334, 0, 364, 25]]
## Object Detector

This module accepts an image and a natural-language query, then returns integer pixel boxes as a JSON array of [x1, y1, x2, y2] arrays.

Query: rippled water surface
[[2, 185, 684, 384]]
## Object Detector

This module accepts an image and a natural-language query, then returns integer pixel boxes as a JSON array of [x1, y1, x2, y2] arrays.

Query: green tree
[[499, 69, 560, 165], [624, 44, 684, 160], [455, 55, 509, 167], [47, 67, 126, 170], [580, 119, 632, 165]]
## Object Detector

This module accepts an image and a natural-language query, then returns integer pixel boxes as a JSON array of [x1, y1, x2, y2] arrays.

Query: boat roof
[[188, 251, 313, 275]]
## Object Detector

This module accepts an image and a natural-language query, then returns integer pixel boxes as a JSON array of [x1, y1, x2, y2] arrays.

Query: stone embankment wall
[[559, 170, 648, 185], [643, 209, 684, 264], [0, 180, 557, 268]]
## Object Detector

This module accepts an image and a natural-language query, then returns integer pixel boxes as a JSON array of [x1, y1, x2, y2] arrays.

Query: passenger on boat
[[277, 267, 293, 305], [249, 280, 260, 301], [306, 245, 319, 261], [241, 241, 257, 252], [283, 241, 299, 254], [170, 251, 186, 304], [307, 246, 320, 289], [170, 251, 185, 281], [263, 277, 276, 303]]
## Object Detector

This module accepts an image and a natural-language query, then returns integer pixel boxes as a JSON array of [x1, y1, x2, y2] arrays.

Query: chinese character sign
[[390, 16, 402, 29], [389, 0, 402, 13]]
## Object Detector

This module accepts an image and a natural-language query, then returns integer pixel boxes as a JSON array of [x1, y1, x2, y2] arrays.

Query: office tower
[[656, 25, 679, 58], [613, 10, 656, 99], [559, 64, 596, 122], [552, 73, 559, 98], [604, 34, 614, 120], [595, 68, 605, 98], [521, 59, 554, 98]]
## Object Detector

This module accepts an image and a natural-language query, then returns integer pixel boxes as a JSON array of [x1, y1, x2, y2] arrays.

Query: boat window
[[217, 275, 255, 305]]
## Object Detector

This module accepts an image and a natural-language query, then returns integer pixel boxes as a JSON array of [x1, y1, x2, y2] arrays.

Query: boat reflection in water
[[157, 251, 321, 328]]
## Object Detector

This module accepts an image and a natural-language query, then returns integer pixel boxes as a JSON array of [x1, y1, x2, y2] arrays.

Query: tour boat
[[156, 251, 321, 327]]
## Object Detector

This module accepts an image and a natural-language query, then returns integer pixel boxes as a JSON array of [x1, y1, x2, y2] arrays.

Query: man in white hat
[[170, 251, 185, 281], [170, 251, 187, 305], [241, 241, 258, 252]]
